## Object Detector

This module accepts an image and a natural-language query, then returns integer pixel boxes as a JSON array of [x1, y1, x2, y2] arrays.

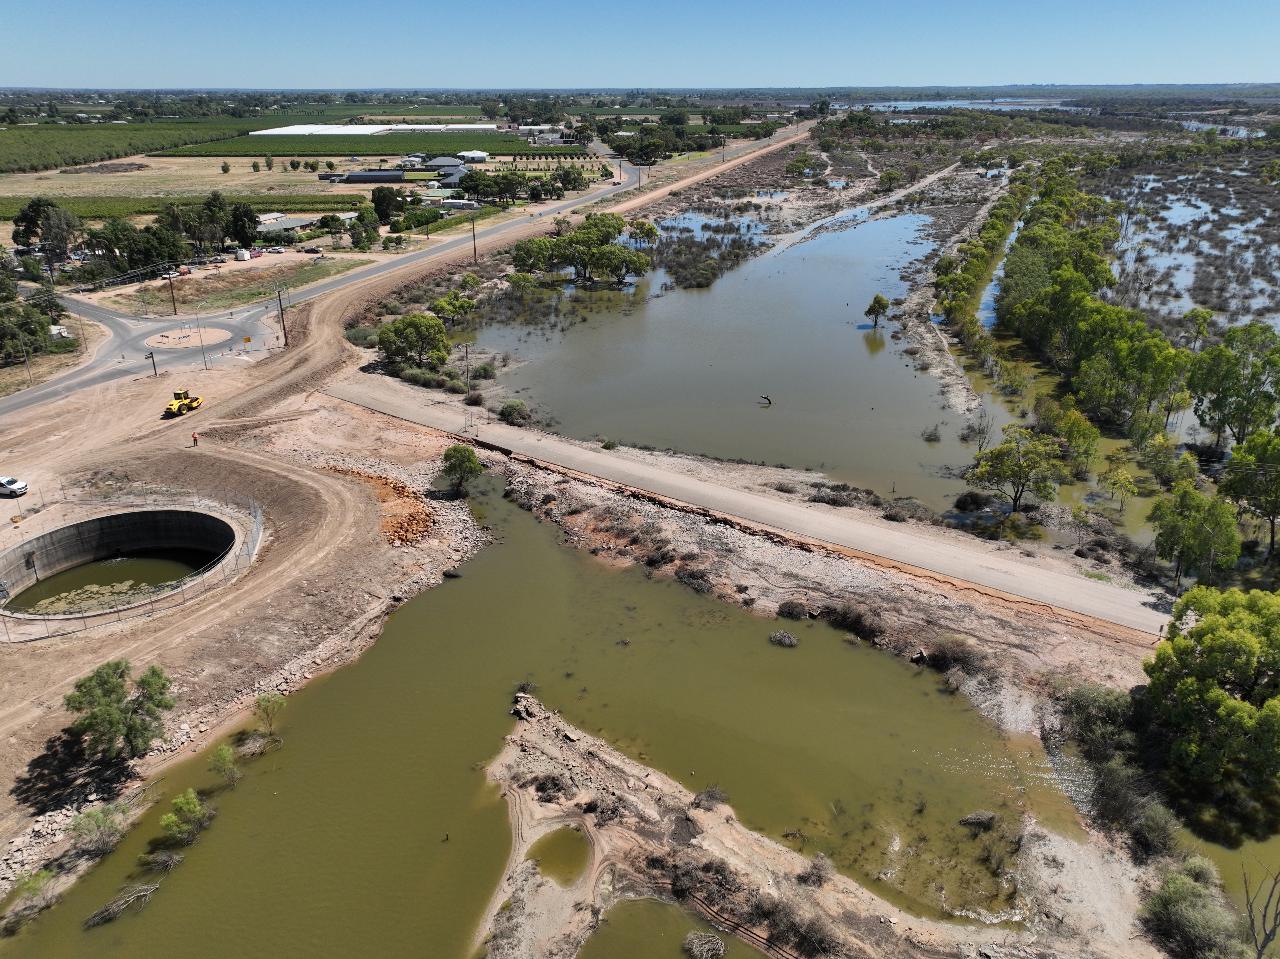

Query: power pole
[[20, 342, 32, 386], [463, 342, 470, 388], [196, 318, 209, 371], [167, 273, 178, 316], [470, 214, 478, 264], [276, 287, 288, 347]]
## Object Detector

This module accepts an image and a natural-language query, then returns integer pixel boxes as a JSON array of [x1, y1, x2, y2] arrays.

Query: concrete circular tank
[[0, 510, 237, 616]]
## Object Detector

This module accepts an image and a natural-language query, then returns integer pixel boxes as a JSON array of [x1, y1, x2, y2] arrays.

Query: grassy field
[[0, 193, 369, 220], [159, 133, 586, 158], [0, 116, 334, 173], [0, 323, 101, 399], [107, 257, 373, 313]]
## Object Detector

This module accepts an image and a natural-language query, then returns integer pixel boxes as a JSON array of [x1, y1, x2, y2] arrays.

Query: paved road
[[325, 378, 1168, 636]]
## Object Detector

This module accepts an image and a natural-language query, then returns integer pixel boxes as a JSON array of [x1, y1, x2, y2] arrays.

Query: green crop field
[[571, 107, 663, 117], [0, 116, 340, 173], [159, 134, 587, 158], [0, 193, 369, 221], [261, 103, 482, 118]]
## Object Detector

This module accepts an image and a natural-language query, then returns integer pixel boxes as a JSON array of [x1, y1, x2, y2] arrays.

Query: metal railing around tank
[[0, 489, 265, 643]]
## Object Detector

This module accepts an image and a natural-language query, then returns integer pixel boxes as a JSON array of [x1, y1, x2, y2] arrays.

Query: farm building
[[340, 170, 407, 183], [423, 156, 465, 171], [457, 150, 490, 163], [437, 168, 470, 189], [255, 211, 359, 237]]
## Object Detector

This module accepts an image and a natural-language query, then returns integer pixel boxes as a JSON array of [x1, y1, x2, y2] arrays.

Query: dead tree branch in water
[[84, 882, 161, 928], [1245, 865, 1280, 959]]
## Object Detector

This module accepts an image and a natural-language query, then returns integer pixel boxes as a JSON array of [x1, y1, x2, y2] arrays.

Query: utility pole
[[145, 350, 157, 376], [20, 342, 32, 387], [276, 287, 289, 347], [470, 214, 478, 264], [167, 273, 178, 316], [195, 317, 208, 370], [463, 342, 470, 388]]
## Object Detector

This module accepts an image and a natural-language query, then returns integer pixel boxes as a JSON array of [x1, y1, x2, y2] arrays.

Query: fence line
[[0, 490, 264, 643]]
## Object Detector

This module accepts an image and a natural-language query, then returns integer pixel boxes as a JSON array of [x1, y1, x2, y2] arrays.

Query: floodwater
[[3, 479, 1080, 958], [857, 99, 1075, 113], [578, 898, 761, 959], [3, 551, 207, 614], [525, 826, 590, 887], [473, 212, 1017, 510]]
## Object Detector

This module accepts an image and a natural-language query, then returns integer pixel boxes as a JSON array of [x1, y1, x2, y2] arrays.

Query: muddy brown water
[[3, 552, 207, 615], [525, 826, 590, 887], [472, 212, 1018, 512], [2, 480, 1079, 957], [577, 897, 762, 959]]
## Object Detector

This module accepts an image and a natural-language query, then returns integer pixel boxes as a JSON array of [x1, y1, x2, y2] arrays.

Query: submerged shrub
[[498, 400, 532, 426], [769, 630, 799, 648], [777, 599, 807, 620], [692, 784, 729, 810], [795, 853, 832, 887], [821, 602, 885, 639], [925, 635, 986, 674]]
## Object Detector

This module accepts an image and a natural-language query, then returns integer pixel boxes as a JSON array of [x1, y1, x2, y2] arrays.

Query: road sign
[[243, 336, 251, 344]]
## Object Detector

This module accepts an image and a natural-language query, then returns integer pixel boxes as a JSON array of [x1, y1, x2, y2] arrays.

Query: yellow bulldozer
[[164, 389, 204, 417]]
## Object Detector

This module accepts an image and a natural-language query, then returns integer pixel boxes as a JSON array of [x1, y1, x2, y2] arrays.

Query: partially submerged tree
[[252, 692, 286, 738], [63, 660, 175, 760], [377, 312, 449, 369], [441, 444, 483, 494], [1148, 482, 1241, 590], [1145, 587, 1280, 793], [965, 426, 1065, 513], [864, 292, 890, 328], [1220, 428, 1280, 558], [208, 743, 242, 788], [159, 788, 213, 846]]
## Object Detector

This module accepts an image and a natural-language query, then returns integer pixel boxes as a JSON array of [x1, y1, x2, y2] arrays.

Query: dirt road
[[324, 376, 1166, 636]]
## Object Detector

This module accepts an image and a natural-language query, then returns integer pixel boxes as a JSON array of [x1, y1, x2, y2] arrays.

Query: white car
[[0, 476, 28, 498], [159, 271, 180, 280]]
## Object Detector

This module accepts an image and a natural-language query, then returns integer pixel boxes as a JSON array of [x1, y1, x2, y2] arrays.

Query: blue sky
[[3, 0, 1278, 89]]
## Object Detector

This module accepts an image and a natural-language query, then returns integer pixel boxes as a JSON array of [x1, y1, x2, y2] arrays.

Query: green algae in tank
[[1, 478, 1079, 959], [4, 551, 207, 614]]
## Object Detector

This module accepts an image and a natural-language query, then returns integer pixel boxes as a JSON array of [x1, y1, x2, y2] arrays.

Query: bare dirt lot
[[0, 154, 390, 200]]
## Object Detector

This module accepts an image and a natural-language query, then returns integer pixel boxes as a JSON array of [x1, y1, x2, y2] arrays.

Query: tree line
[[947, 159, 1280, 587]]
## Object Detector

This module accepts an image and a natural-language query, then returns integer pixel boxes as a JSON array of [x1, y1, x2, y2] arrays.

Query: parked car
[[159, 271, 180, 280], [210, 256, 227, 264], [249, 249, 263, 258], [302, 246, 322, 254], [0, 476, 28, 498]]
